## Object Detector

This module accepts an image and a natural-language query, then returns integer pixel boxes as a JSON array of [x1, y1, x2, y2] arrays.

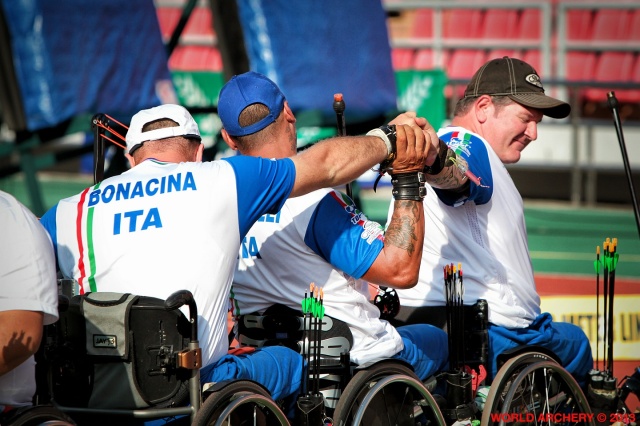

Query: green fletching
[[605, 257, 613, 270], [593, 260, 602, 274], [612, 253, 619, 269]]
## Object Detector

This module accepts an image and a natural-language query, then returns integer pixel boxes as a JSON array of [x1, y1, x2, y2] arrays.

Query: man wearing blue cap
[[41, 91, 437, 406], [219, 71, 448, 388]]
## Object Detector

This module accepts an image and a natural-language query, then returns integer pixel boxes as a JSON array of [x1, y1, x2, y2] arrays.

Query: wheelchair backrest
[[46, 292, 191, 409]]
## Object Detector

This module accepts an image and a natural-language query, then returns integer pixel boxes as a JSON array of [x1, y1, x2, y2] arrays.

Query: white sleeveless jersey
[[231, 188, 403, 365], [41, 156, 295, 367], [389, 127, 541, 328], [0, 191, 58, 407]]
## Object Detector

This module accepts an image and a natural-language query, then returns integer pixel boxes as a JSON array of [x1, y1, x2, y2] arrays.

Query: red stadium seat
[[561, 52, 596, 103], [445, 49, 487, 98], [442, 9, 483, 39], [522, 50, 542, 75], [392, 48, 416, 71], [413, 49, 434, 70], [628, 9, 640, 41], [184, 7, 215, 37], [517, 9, 542, 42], [565, 51, 596, 82], [156, 7, 181, 40], [566, 9, 593, 40], [584, 52, 635, 103], [609, 54, 640, 103], [414, 49, 450, 70], [591, 9, 630, 41], [155, 6, 215, 41], [412, 8, 433, 39], [487, 50, 521, 62], [480, 9, 518, 40], [168, 45, 222, 72]]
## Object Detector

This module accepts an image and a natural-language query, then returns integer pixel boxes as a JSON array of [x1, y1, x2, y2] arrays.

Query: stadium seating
[[487, 49, 520, 62], [168, 45, 223, 72], [627, 9, 640, 41], [516, 9, 542, 42], [442, 9, 483, 39], [445, 49, 487, 98], [566, 9, 593, 40], [392, 48, 415, 70], [591, 9, 631, 41], [480, 9, 518, 40], [413, 48, 451, 71], [412, 8, 433, 39], [584, 52, 635, 103]]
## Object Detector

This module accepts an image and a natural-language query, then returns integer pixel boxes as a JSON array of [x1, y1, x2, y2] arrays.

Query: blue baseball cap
[[218, 71, 286, 137]]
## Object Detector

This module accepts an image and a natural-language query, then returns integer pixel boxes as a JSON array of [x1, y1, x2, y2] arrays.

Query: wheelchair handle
[[165, 289, 198, 342]]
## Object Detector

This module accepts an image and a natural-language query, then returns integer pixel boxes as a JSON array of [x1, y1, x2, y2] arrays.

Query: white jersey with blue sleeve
[[231, 188, 404, 365], [391, 126, 540, 328], [40, 156, 295, 368]]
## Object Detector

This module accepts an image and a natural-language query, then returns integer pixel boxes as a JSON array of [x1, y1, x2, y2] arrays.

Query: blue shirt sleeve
[[303, 191, 383, 278], [223, 155, 296, 238], [434, 130, 493, 206]]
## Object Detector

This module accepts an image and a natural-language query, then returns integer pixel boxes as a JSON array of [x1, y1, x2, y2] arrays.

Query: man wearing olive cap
[[388, 57, 593, 388]]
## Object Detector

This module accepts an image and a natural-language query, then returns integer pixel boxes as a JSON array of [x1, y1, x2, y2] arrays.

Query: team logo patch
[[525, 73, 543, 88], [449, 131, 472, 156], [93, 334, 117, 348]]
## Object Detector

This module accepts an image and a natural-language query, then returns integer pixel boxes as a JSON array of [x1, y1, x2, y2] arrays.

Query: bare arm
[[290, 117, 432, 197], [0, 310, 44, 376], [289, 135, 388, 197], [362, 199, 424, 288]]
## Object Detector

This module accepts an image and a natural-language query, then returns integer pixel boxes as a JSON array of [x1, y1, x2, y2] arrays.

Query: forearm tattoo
[[385, 200, 421, 255], [425, 148, 470, 194]]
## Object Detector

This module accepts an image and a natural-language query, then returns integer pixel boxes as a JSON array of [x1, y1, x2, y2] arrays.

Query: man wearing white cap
[[387, 57, 593, 387], [40, 101, 437, 402]]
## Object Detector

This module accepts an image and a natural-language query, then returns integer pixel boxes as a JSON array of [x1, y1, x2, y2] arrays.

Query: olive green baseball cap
[[464, 56, 571, 119]]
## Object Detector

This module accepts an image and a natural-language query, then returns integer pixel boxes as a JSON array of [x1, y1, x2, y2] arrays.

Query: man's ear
[[283, 101, 296, 124], [221, 128, 238, 151], [196, 143, 204, 162], [125, 152, 136, 168], [475, 95, 492, 123]]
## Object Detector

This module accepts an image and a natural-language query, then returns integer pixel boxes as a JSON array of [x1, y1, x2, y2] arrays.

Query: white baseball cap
[[125, 104, 201, 154]]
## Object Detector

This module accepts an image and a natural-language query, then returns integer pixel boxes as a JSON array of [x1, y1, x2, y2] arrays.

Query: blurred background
[[0, 0, 639, 397]]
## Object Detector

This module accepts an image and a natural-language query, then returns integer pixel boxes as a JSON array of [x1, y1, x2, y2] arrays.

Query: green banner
[[395, 69, 447, 130]]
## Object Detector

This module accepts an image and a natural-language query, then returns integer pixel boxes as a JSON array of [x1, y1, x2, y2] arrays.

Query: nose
[[524, 121, 538, 142]]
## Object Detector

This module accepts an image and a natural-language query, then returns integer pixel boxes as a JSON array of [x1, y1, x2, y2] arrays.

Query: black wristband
[[424, 138, 451, 175], [391, 172, 426, 201]]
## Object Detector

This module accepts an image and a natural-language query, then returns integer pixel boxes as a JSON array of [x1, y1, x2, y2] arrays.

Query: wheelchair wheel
[[482, 360, 594, 426], [192, 380, 289, 426], [481, 351, 558, 421], [0, 405, 76, 426], [332, 362, 446, 426]]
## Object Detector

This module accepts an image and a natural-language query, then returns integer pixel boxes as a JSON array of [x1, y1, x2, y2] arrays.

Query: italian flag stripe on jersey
[[75, 188, 90, 294], [75, 184, 100, 294]]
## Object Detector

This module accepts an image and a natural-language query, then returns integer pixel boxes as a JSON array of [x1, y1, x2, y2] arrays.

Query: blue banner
[[1, 0, 175, 131], [236, 0, 397, 125]]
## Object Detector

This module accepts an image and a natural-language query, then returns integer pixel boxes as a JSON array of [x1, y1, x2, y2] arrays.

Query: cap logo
[[525, 74, 543, 88]]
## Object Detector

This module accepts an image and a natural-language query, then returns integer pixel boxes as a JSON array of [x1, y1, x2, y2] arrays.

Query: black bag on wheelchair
[[46, 292, 191, 409]]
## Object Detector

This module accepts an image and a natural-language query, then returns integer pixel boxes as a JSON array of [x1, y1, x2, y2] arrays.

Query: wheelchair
[[20, 288, 289, 426], [235, 304, 447, 426], [391, 300, 600, 426]]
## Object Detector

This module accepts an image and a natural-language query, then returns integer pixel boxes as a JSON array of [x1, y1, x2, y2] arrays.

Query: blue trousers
[[488, 312, 593, 388], [200, 346, 304, 401], [394, 323, 449, 380]]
